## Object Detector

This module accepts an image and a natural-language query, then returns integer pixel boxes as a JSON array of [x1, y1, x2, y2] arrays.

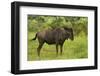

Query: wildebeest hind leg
[[37, 43, 44, 57]]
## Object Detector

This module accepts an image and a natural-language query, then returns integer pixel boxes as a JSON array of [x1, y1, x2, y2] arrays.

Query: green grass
[[28, 32, 88, 61]]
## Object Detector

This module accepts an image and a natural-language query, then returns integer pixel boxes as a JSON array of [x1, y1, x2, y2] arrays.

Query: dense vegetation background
[[28, 15, 88, 61]]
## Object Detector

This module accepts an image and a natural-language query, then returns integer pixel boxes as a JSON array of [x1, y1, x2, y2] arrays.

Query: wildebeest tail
[[32, 33, 37, 40]]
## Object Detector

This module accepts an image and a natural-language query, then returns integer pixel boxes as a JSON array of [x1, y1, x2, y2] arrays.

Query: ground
[[28, 32, 88, 61]]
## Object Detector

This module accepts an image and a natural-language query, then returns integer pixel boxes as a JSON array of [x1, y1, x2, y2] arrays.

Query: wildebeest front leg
[[60, 44, 63, 55], [37, 43, 44, 57], [56, 44, 58, 56]]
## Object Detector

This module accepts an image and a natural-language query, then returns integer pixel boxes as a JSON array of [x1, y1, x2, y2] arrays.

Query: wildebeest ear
[[70, 28, 73, 31], [63, 27, 69, 30], [64, 27, 72, 31]]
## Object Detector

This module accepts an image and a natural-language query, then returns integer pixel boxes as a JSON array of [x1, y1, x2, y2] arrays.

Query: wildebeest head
[[64, 27, 74, 40]]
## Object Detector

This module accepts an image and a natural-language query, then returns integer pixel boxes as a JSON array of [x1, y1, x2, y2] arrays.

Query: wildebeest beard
[[32, 27, 74, 57]]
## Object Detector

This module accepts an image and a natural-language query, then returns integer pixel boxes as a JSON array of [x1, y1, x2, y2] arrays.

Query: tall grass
[[28, 32, 88, 61]]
